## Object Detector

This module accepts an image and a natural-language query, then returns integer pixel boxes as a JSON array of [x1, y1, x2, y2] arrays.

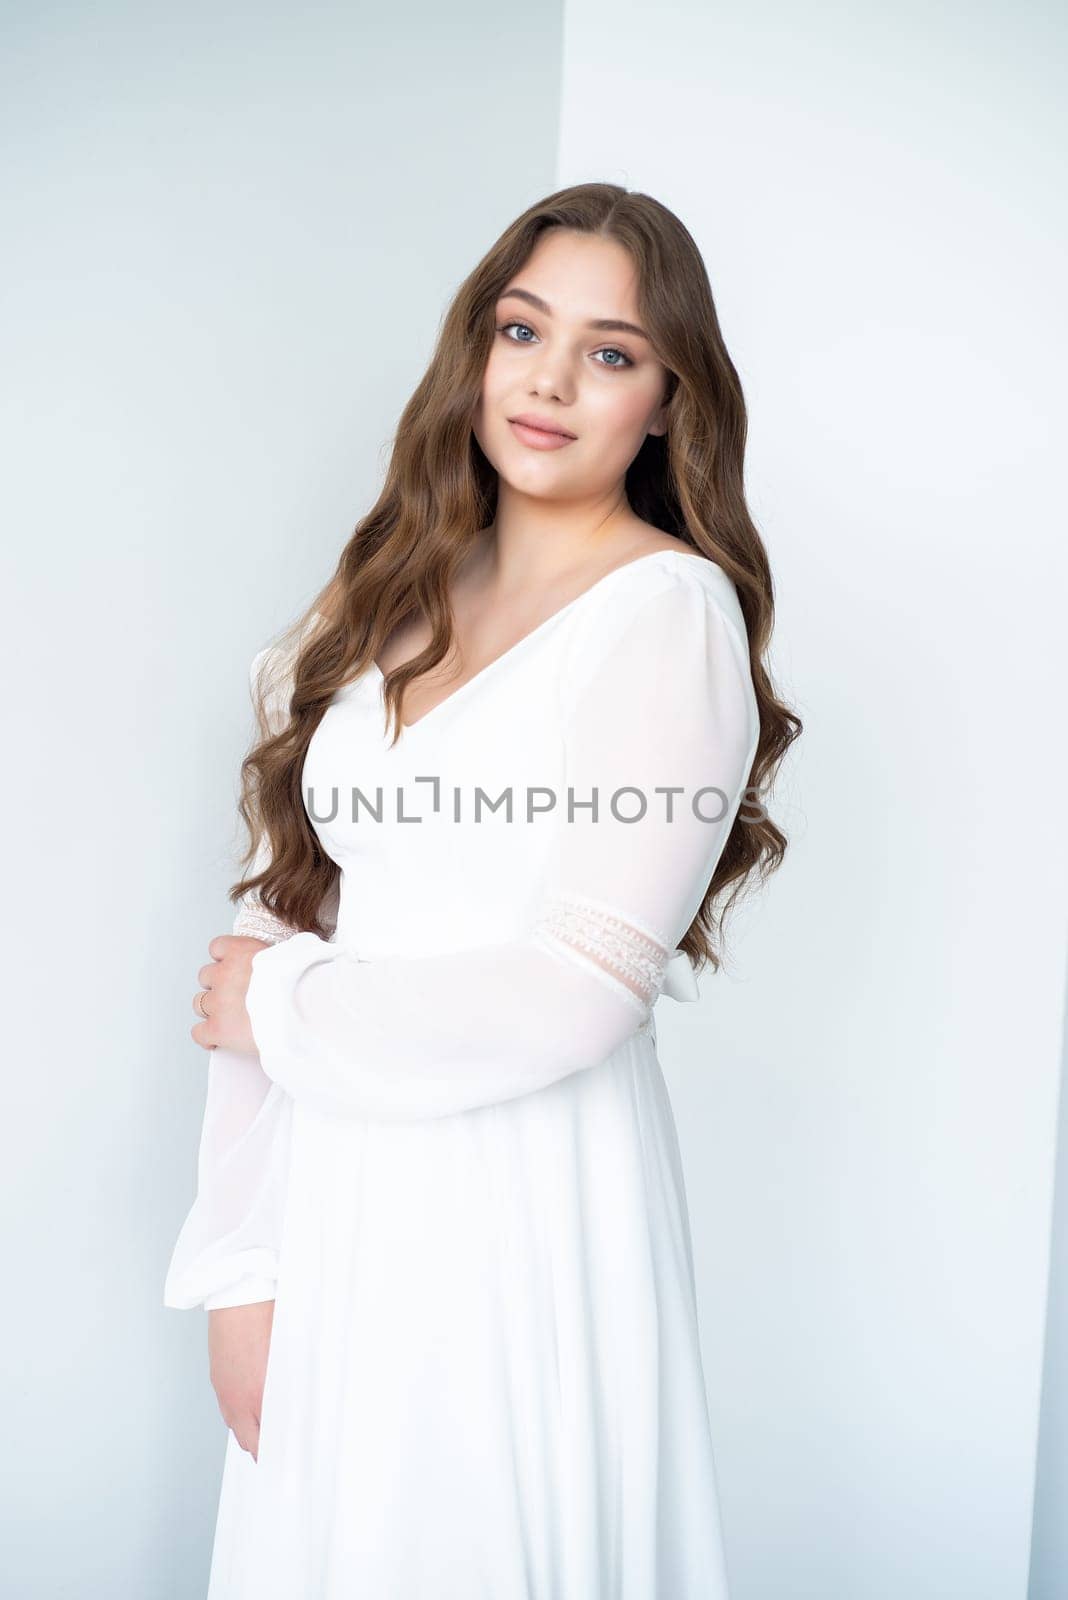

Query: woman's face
[[472, 229, 671, 505]]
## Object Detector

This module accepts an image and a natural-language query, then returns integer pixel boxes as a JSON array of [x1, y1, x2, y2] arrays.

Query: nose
[[527, 349, 577, 405]]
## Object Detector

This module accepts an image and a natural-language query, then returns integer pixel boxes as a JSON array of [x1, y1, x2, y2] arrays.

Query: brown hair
[[232, 181, 801, 976]]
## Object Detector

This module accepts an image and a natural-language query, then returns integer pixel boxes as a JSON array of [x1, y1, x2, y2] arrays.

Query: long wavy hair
[[230, 181, 801, 977]]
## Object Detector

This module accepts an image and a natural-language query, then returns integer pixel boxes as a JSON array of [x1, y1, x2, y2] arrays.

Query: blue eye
[[497, 321, 536, 345], [592, 347, 632, 369], [495, 321, 634, 370]]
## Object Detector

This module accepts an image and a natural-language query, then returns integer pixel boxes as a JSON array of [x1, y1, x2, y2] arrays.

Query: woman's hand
[[191, 935, 269, 1053], [208, 1300, 275, 1462]]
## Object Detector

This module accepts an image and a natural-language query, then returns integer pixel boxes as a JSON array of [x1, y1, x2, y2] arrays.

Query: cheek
[[580, 384, 661, 462], [479, 346, 510, 407], [471, 368, 504, 463], [593, 377, 659, 429], [473, 351, 515, 442]]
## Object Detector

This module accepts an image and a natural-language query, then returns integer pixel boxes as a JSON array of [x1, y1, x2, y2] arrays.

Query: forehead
[[499, 230, 642, 320]]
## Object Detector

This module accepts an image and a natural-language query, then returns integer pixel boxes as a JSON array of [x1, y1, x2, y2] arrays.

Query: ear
[[647, 374, 675, 439], [647, 400, 671, 439]]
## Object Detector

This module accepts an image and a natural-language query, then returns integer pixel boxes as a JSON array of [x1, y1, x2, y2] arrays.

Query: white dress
[[164, 546, 760, 1599]]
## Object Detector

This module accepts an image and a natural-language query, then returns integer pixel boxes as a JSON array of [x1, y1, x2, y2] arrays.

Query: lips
[[507, 413, 577, 440]]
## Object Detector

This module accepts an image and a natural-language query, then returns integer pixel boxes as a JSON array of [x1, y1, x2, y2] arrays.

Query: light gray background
[[1, 3, 1065, 1597]]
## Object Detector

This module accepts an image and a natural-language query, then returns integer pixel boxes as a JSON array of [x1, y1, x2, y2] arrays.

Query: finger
[[197, 961, 218, 988], [232, 1416, 261, 1460], [190, 1020, 217, 1051]]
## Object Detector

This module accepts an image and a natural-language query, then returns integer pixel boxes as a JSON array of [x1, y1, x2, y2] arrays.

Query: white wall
[[557, 2, 1067, 1596], [0, 3, 562, 1594], [1030, 967, 1068, 1600], [4, 2, 1064, 1596]]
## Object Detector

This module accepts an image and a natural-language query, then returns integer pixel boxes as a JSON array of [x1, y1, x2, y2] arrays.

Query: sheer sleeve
[[241, 568, 760, 1124], [163, 642, 339, 1311]]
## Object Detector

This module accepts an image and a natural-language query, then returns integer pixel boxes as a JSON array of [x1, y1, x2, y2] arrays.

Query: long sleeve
[[244, 570, 760, 1123], [161, 1048, 292, 1310], [163, 643, 339, 1311], [161, 869, 297, 1311]]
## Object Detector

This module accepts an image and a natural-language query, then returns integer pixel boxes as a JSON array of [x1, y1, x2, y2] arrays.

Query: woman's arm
[[163, 644, 338, 1310], [243, 570, 760, 1123]]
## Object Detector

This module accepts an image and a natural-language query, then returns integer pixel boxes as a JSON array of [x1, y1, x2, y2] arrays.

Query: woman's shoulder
[[553, 536, 749, 704], [248, 603, 329, 729], [579, 536, 745, 639]]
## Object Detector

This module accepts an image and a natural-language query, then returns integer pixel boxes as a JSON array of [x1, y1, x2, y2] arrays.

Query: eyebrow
[[497, 286, 651, 342]]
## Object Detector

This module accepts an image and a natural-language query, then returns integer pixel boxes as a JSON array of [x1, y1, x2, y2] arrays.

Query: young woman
[[164, 181, 800, 1598]]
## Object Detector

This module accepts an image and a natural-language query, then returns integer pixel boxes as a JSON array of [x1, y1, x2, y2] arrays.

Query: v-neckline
[[369, 545, 713, 737]]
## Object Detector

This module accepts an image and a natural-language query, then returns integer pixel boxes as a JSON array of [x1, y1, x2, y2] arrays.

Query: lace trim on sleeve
[[531, 890, 671, 1012], [233, 894, 298, 946]]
